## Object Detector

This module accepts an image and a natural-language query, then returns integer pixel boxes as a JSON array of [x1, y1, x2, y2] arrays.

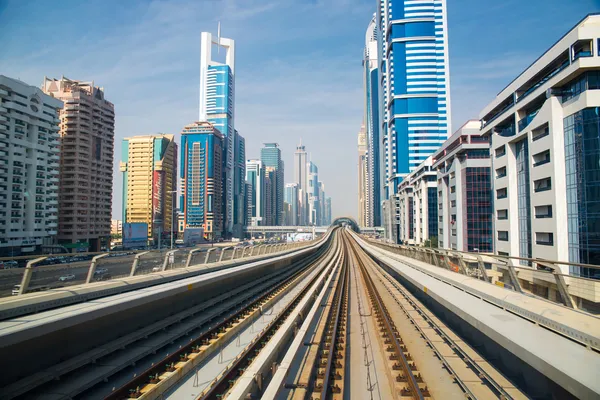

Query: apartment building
[[433, 120, 493, 252], [121, 134, 177, 243], [480, 13, 600, 272], [0, 76, 62, 256], [396, 157, 437, 245], [43, 77, 114, 252]]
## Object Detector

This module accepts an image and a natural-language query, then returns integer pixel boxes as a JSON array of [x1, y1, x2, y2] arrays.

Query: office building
[[396, 157, 437, 245], [179, 122, 223, 240], [294, 141, 309, 225], [325, 197, 332, 225], [378, 0, 452, 241], [0, 76, 62, 256], [111, 219, 122, 237], [121, 134, 177, 243], [199, 30, 236, 237], [285, 183, 299, 226], [364, 14, 382, 227], [264, 167, 276, 225], [43, 77, 114, 252], [260, 143, 284, 225], [246, 159, 265, 226], [318, 181, 326, 226], [358, 124, 368, 226], [432, 120, 493, 252], [233, 130, 245, 237], [480, 13, 600, 272], [307, 161, 320, 225]]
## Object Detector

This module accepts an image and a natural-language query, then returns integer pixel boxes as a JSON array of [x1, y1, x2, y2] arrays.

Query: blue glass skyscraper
[[364, 15, 382, 227], [377, 0, 451, 196], [199, 31, 238, 237]]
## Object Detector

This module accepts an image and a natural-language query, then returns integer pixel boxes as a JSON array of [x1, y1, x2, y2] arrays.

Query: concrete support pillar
[[18, 257, 46, 295], [506, 259, 524, 294], [231, 247, 237, 260], [130, 251, 149, 277], [186, 248, 203, 268], [204, 248, 217, 264], [162, 250, 178, 271], [86, 253, 109, 284], [474, 254, 490, 282], [219, 246, 233, 262]]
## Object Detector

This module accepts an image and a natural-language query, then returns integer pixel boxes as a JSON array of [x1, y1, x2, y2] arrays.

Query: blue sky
[[0, 0, 598, 220]]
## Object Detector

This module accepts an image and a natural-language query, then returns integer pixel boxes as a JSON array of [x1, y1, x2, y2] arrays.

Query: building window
[[532, 124, 550, 141], [498, 231, 509, 241], [571, 39, 593, 61], [516, 139, 532, 264], [496, 166, 507, 178], [564, 107, 600, 274], [451, 200, 456, 207], [463, 167, 493, 252], [496, 188, 507, 199], [536, 232, 554, 246], [427, 187, 438, 241], [532, 150, 551, 167], [534, 205, 552, 219], [450, 186, 455, 193], [495, 145, 506, 158], [533, 177, 552, 192], [497, 209, 508, 220]]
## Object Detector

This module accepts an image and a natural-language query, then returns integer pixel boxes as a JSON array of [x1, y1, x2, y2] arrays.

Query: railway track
[[346, 231, 527, 400], [347, 234, 429, 399], [197, 231, 345, 400], [102, 234, 341, 400]]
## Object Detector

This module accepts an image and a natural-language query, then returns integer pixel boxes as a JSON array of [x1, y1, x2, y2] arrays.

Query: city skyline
[[0, 0, 597, 220]]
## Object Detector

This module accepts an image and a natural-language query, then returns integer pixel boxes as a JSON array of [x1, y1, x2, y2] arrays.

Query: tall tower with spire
[[294, 140, 308, 225], [196, 28, 244, 237]]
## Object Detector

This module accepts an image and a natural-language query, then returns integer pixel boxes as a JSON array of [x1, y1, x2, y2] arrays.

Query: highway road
[[0, 245, 213, 297]]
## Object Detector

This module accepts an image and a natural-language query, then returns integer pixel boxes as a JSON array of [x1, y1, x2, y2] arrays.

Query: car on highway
[[58, 274, 76, 282], [0, 260, 19, 269], [152, 266, 162, 272], [94, 268, 108, 275]]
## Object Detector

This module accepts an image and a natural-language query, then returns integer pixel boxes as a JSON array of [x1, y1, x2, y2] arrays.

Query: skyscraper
[[378, 0, 451, 241], [233, 130, 246, 237], [43, 77, 114, 252], [307, 161, 320, 226], [245, 159, 265, 226], [179, 122, 223, 240], [199, 30, 236, 237], [0, 76, 62, 257], [364, 15, 382, 227], [325, 197, 332, 225], [284, 183, 299, 226], [260, 143, 284, 225], [357, 124, 368, 227], [294, 142, 308, 225], [121, 134, 177, 243], [264, 167, 276, 225]]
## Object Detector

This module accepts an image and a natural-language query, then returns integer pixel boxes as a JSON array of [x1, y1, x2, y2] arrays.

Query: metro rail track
[[5, 234, 332, 400], [103, 234, 341, 400], [4, 228, 539, 400], [346, 231, 527, 400]]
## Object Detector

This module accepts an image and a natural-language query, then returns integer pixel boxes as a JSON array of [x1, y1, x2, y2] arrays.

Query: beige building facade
[[43, 77, 114, 252]]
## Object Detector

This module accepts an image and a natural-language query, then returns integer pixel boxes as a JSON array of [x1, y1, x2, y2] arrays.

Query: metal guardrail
[[365, 238, 600, 315], [0, 241, 315, 298]]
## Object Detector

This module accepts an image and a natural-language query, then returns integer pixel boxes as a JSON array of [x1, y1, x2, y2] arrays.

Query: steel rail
[[318, 245, 348, 399], [104, 233, 336, 400], [371, 257, 516, 400], [198, 230, 344, 400], [349, 235, 425, 400]]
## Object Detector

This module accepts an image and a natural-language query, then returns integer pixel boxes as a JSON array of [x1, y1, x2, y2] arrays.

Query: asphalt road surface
[[0, 246, 210, 298]]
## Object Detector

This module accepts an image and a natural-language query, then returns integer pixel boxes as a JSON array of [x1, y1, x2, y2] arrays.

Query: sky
[[0, 0, 598, 221]]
